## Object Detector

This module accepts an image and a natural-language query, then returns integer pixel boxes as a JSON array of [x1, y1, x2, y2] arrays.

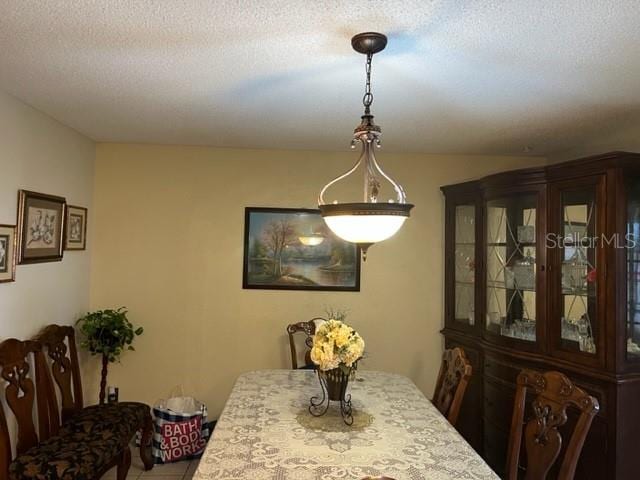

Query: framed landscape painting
[[0, 224, 16, 283], [65, 205, 88, 250], [243, 207, 361, 291], [17, 190, 66, 264]]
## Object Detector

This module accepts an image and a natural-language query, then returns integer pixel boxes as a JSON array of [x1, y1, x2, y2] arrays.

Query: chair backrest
[[432, 347, 472, 426], [433, 347, 473, 426], [506, 369, 599, 480], [0, 338, 58, 477], [34, 325, 84, 423], [286, 318, 325, 369]]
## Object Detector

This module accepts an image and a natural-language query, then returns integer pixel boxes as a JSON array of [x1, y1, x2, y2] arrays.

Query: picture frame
[[17, 190, 66, 264], [65, 205, 88, 251], [243, 207, 361, 291], [0, 224, 17, 283]]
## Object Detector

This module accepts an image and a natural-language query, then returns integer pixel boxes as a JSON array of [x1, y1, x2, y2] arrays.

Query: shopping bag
[[152, 395, 211, 464]]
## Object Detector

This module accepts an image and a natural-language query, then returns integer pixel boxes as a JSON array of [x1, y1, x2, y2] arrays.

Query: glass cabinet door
[[485, 195, 537, 342], [558, 188, 598, 354], [627, 177, 640, 359], [454, 205, 476, 325]]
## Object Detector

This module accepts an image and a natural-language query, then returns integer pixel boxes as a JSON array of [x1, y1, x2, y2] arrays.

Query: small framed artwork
[[65, 205, 88, 250], [243, 207, 361, 291], [0, 224, 17, 283], [17, 190, 66, 264]]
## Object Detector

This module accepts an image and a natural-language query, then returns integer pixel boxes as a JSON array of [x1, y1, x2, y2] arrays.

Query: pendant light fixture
[[318, 32, 414, 261]]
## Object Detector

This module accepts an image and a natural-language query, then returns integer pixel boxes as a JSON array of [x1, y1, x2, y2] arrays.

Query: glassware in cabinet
[[558, 189, 598, 354], [485, 195, 537, 342], [627, 177, 640, 358], [454, 204, 476, 325]]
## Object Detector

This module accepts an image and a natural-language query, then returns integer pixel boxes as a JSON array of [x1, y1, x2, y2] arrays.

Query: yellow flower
[[334, 328, 351, 348], [310, 319, 364, 371]]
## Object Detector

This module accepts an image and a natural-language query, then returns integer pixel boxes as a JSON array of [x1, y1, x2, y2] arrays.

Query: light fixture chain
[[363, 52, 373, 114]]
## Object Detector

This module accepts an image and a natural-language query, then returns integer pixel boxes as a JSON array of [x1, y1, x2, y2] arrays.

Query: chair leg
[[117, 446, 132, 480], [139, 411, 154, 471]]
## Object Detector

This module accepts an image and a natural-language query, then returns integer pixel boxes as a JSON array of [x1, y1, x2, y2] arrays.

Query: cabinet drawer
[[483, 378, 515, 432], [484, 355, 521, 384]]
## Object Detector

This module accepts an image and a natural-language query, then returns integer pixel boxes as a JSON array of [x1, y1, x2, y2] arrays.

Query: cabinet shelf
[[561, 289, 595, 297], [487, 242, 536, 247], [487, 282, 536, 293], [562, 261, 590, 267]]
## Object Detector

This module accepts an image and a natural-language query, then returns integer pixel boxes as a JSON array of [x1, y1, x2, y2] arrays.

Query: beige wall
[[90, 143, 545, 415], [0, 90, 95, 340]]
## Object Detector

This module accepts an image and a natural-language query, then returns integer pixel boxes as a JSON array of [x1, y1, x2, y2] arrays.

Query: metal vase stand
[[309, 363, 357, 425]]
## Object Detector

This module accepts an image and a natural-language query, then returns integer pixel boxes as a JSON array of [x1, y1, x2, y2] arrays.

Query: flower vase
[[309, 362, 357, 425], [323, 365, 355, 400]]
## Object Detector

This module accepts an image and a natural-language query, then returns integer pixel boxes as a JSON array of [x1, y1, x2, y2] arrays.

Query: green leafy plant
[[76, 307, 143, 361], [76, 307, 143, 403]]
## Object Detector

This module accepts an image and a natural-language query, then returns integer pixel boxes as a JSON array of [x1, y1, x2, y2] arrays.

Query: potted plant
[[76, 307, 144, 404]]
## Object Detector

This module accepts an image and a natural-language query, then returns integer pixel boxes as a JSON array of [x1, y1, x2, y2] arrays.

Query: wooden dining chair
[[286, 318, 325, 369], [505, 369, 599, 480], [0, 338, 59, 479], [34, 324, 154, 470], [432, 347, 472, 426]]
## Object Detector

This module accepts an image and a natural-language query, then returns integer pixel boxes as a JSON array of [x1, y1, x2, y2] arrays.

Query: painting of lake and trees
[[243, 208, 360, 291]]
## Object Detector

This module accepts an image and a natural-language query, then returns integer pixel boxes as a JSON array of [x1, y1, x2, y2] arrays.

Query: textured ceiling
[[0, 1, 639, 156]]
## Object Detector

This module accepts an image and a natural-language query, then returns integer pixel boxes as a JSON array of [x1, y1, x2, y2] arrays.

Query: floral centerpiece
[[308, 318, 365, 425], [310, 319, 364, 372]]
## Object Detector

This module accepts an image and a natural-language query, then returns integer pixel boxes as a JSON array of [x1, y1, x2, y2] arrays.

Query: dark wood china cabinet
[[441, 152, 640, 479]]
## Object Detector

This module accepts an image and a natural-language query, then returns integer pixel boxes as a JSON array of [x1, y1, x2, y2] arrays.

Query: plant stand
[[99, 354, 108, 405], [309, 364, 357, 425]]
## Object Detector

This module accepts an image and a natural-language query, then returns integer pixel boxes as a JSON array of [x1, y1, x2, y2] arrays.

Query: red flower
[[586, 268, 597, 283]]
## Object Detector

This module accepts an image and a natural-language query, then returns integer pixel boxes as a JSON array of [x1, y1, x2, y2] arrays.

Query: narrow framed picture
[[243, 207, 361, 291], [17, 190, 66, 264], [0, 224, 17, 283], [65, 205, 88, 251]]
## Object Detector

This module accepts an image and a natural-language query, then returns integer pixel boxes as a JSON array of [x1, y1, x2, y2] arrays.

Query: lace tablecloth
[[194, 369, 498, 480]]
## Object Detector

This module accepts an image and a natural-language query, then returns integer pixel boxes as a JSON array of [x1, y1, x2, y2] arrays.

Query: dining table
[[193, 369, 499, 480]]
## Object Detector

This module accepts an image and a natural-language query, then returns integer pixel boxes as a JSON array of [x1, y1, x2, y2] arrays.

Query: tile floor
[[103, 449, 199, 480]]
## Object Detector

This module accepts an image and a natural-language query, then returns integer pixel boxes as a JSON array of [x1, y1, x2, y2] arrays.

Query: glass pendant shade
[[318, 32, 414, 260], [322, 212, 408, 244]]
